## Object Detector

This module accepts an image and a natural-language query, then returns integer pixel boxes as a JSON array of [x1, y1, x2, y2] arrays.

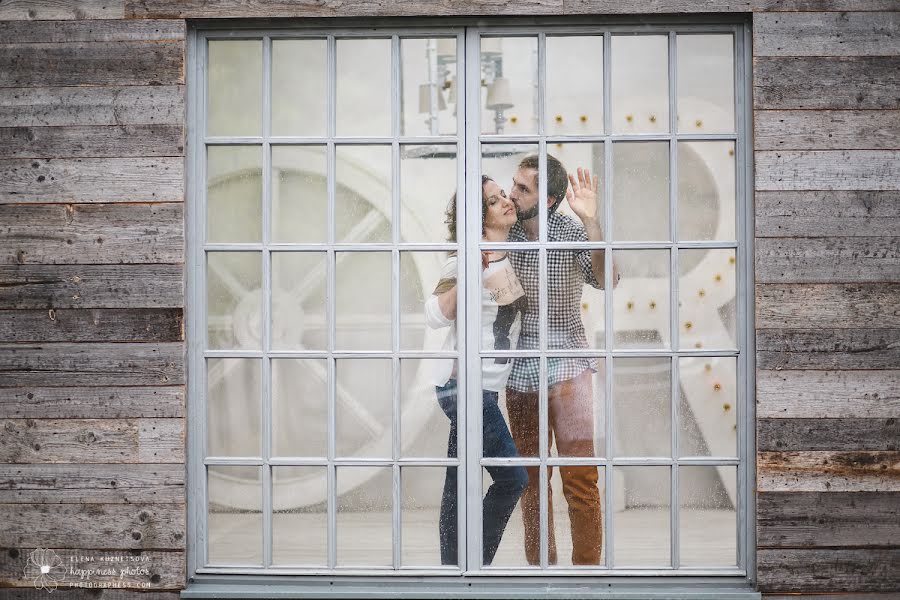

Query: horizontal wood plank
[[0, 463, 184, 503], [755, 110, 900, 151], [0, 19, 184, 43], [0, 157, 184, 203], [756, 150, 900, 191], [753, 0, 900, 10], [0, 1, 124, 20], [757, 370, 900, 419], [756, 284, 900, 329], [754, 57, 900, 110], [758, 418, 900, 451], [0, 41, 184, 88], [0, 124, 184, 159], [0, 588, 181, 599], [1, 203, 184, 265], [0, 503, 185, 549], [755, 190, 900, 237], [0, 418, 184, 463], [758, 548, 900, 593], [756, 237, 900, 284], [758, 450, 900, 492], [0, 309, 183, 343], [754, 12, 900, 57], [757, 328, 900, 370], [0, 385, 184, 419], [0, 86, 184, 127], [758, 491, 900, 548], [0, 343, 184, 387]]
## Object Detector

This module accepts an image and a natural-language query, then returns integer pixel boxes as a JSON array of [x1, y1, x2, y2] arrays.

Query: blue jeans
[[435, 380, 528, 566]]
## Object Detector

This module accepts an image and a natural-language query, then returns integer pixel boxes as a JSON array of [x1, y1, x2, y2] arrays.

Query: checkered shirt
[[506, 211, 603, 392]]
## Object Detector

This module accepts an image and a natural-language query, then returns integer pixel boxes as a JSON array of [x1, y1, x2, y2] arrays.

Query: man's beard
[[516, 203, 539, 221]]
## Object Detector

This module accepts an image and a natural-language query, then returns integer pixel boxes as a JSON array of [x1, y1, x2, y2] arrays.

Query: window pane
[[272, 251, 327, 351], [336, 467, 393, 566], [546, 36, 603, 135], [337, 39, 391, 136], [611, 35, 668, 134], [549, 142, 605, 243], [272, 359, 327, 458], [207, 251, 261, 351], [402, 466, 451, 567], [273, 466, 327, 566], [335, 251, 391, 350], [481, 37, 537, 135], [679, 248, 737, 350], [613, 466, 670, 566], [207, 358, 261, 457], [207, 40, 261, 137], [679, 357, 737, 458], [548, 465, 605, 567], [272, 39, 327, 136], [401, 359, 454, 459], [612, 249, 670, 350], [481, 143, 538, 241], [403, 251, 455, 352], [678, 141, 736, 241], [335, 358, 392, 458], [677, 34, 735, 134], [680, 466, 737, 566], [272, 145, 327, 243], [401, 38, 457, 137], [481, 466, 529, 568], [208, 465, 262, 565], [207, 145, 262, 243], [400, 145, 457, 244], [335, 145, 392, 244], [547, 250, 606, 351], [549, 363, 606, 459], [613, 358, 671, 458], [612, 141, 669, 241]]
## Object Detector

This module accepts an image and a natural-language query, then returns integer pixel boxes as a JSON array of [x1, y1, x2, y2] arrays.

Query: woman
[[425, 175, 529, 566]]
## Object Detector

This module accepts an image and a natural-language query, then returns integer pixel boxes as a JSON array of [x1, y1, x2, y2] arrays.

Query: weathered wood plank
[[758, 418, 900, 451], [758, 451, 900, 492], [754, 12, 900, 57], [0, 309, 183, 343], [0, 86, 184, 127], [756, 284, 900, 329], [753, 0, 900, 10], [757, 370, 900, 419], [755, 110, 900, 151], [0, 463, 184, 504], [0, 386, 184, 419], [0, 19, 184, 43], [758, 548, 900, 593], [0, 264, 183, 309], [0, 343, 184, 387], [756, 237, 900, 284], [0, 503, 185, 549], [757, 328, 900, 370], [756, 150, 900, 191], [0, 157, 184, 203], [0, 418, 184, 463], [758, 491, 900, 548], [0, 124, 184, 159], [764, 595, 900, 600], [0, 0, 124, 20], [0, 41, 183, 88], [755, 190, 900, 237], [1, 203, 184, 265], [754, 57, 900, 110], [0, 549, 183, 590]]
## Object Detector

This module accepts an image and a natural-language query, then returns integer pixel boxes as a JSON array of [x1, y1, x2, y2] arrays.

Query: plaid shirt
[[506, 211, 603, 392]]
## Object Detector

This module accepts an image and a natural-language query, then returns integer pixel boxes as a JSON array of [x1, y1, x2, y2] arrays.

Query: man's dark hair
[[518, 153, 568, 213]]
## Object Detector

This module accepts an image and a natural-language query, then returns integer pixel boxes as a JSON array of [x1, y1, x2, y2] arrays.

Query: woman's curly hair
[[444, 175, 493, 243]]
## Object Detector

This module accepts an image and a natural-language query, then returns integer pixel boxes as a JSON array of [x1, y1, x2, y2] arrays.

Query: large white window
[[187, 19, 754, 590]]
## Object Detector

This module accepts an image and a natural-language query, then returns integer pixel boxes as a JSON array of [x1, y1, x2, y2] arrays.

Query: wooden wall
[[0, 0, 897, 598]]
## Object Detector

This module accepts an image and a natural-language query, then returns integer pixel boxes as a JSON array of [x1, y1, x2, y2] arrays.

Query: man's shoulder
[[549, 211, 587, 242]]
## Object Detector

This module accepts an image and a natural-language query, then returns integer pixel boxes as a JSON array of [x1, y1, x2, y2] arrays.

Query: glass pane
[[273, 466, 327, 565], [611, 35, 668, 134], [481, 37, 537, 135], [550, 362, 606, 459], [481, 143, 538, 241], [272, 251, 327, 351], [335, 358, 392, 458], [336, 466, 392, 566], [612, 141, 669, 241], [401, 38, 457, 137], [548, 465, 605, 567], [337, 39, 391, 136], [547, 250, 606, 351], [402, 466, 451, 567], [679, 357, 737, 458], [680, 466, 737, 567], [272, 359, 327, 458], [546, 36, 603, 135], [613, 466, 670, 566], [679, 248, 737, 350], [678, 141, 736, 241], [484, 381, 528, 459], [335, 251, 391, 351], [482, 466, 530, 568], [400, 145, 458, 243], [272, 145, 327, 243], [613, 357, 671, 458], [207, 358, 260, 457], [404, 251, 456, 352], [207, 251, 262, 350], [208, 465, 262, 565], [612, 249, 670, 350], [207, 40, 261, 137], [401, 359, 455, 459], [677, 34, 735, 134], [335, 145, 392, 244], [549, 142, 605, 241], [272, 39, 327, 136], [207, 145, 262, 243]]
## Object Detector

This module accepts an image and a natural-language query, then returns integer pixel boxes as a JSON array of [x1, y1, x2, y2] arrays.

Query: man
[[504, 153, 617, 566]]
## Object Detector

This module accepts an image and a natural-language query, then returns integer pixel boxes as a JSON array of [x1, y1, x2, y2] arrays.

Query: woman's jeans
[[435, 380, 528, 566]]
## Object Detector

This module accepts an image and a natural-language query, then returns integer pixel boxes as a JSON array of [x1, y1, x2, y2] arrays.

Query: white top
[[424, 253, 525, 392]]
